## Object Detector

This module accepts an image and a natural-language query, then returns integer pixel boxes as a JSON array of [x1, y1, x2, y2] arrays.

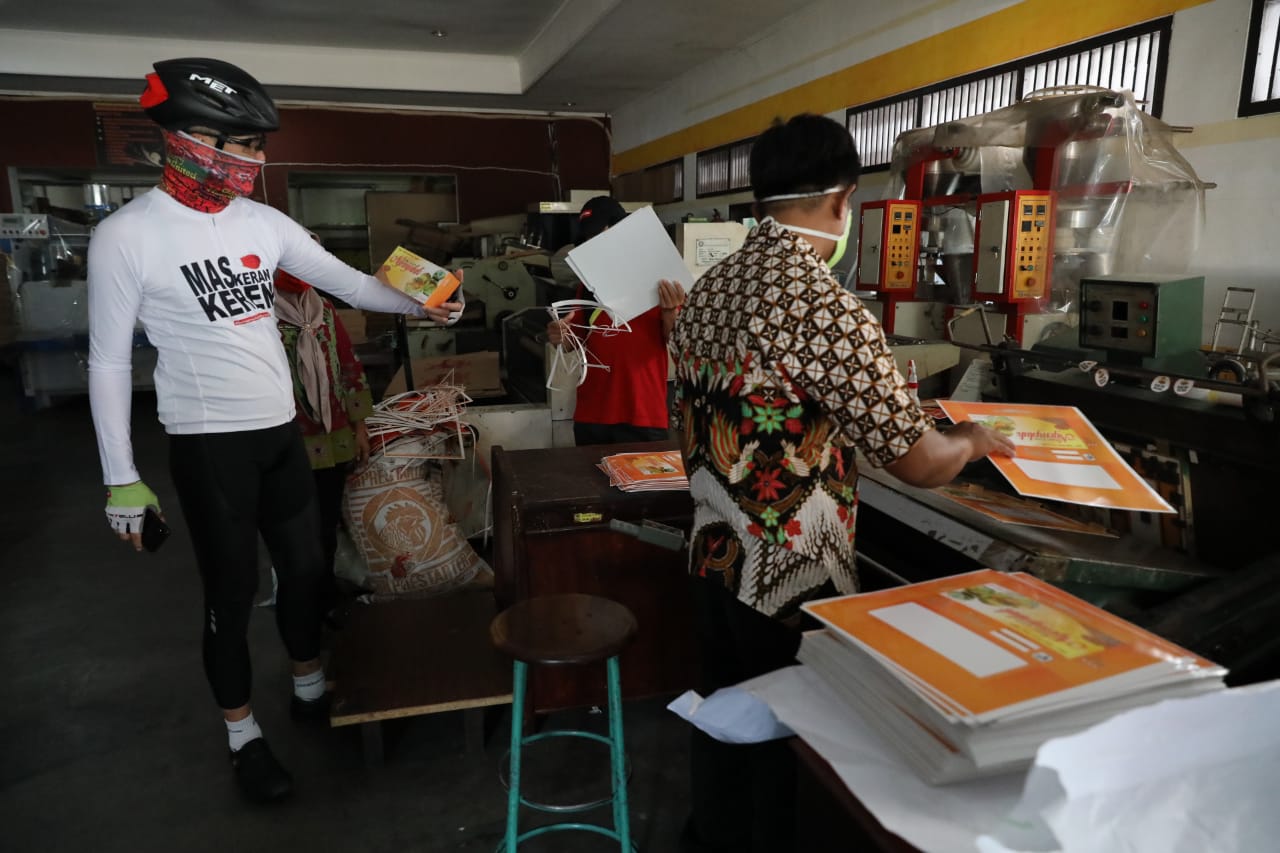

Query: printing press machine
[[861, 274, 1280, 686]]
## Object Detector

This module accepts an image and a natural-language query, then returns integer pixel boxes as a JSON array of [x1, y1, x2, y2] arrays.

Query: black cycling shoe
[[290, 692, 332, 722], [229, 738, 293, 803]]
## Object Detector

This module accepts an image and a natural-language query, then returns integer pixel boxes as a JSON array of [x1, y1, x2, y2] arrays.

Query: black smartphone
[[141, 507, 171, 553]]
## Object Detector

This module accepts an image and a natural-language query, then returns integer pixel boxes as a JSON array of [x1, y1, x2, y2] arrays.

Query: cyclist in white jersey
[[87, 58, 464, 803]]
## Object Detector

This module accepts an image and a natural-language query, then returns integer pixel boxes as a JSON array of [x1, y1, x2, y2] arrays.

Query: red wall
[[0, 99, 611, 221], [0, 101, 100, 208]]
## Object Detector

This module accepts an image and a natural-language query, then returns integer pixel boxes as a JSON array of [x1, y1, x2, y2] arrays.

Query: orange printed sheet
[[599, 450, 689, 492], [933, 484, 1116, 537], [938, 401, 1174, 513], [803, 569, 1218, 721]]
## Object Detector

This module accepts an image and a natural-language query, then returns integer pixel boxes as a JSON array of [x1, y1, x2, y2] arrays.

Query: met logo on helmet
[[188, 74, 237, 95]]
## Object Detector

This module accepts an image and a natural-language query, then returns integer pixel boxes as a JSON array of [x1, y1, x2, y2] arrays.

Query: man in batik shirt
[[671, 114, 1013, 853]]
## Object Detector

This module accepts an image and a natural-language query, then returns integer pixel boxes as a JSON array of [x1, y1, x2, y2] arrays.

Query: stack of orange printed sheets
[[798, 570, 1224, 783], [938, 401, 1175, 513], [932, 483, 1116, 536], [598, 449, 689, 492]]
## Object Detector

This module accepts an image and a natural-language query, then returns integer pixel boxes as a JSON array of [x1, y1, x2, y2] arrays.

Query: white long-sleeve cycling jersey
[[88, 188, 426, 485]]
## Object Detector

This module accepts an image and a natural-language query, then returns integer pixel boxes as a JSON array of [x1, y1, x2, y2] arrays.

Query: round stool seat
[[491, 594, 637, 666]]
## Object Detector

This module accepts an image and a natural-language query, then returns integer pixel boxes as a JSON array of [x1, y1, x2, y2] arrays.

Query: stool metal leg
[[606, 655, 631, 851], [505, 660, 527, 853]]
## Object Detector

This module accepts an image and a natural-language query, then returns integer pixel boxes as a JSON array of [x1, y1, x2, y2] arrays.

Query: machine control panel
[[1082, 288, 1156, 353], [973, 191, 1054, 303], [1079, 274, 1205, 363], [0, 214, 51, 239], [856, 200, 921, 292]]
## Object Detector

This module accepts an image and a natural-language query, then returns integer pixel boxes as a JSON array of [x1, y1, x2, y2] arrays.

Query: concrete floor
[[0, 376, 693, 852]]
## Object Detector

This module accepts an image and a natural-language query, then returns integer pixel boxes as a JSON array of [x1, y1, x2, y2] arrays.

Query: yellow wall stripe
[[613, 0, 1212, 175], [1178, 112, 1280, 147]]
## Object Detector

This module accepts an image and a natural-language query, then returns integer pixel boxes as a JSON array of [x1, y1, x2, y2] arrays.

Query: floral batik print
[[670, 218, 933, 618]]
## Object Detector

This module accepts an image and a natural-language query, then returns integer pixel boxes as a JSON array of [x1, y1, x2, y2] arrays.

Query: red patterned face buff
[[160, 131, 263, 213]]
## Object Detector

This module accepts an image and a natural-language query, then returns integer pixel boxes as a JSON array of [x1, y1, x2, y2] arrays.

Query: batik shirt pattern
[[669, 219, 934, 618]]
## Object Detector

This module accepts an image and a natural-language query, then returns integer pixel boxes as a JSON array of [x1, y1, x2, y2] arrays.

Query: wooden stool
[[490, 593, 638, 852]]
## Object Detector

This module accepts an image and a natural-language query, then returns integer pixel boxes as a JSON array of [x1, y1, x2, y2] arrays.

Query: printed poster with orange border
[[599, 449, 689, 492], [802, 569, 1221, 722], [932, 484, 1117, 537], [938, 400, 1175, 513]]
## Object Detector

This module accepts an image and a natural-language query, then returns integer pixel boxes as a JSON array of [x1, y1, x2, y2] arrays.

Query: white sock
[[292, 669, 326, 702], [226, 713, 263, 752]]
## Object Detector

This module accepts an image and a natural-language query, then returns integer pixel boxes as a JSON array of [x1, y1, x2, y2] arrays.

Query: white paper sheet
[[564, 205, 695, 323], [737, 665, 1025, 852], [727, 665, 1279, 853], [977, 680, 1280, 853]]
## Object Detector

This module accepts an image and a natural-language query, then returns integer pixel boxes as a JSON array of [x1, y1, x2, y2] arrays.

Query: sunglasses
[[221, 133, 268, 153], [187, 127, 268, 153]]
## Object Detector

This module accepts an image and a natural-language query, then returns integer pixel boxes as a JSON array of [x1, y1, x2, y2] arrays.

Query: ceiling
[[0, 0, 809, 114]]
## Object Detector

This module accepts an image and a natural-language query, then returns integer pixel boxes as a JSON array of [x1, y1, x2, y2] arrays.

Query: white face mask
[[758, 185, 852, 265]]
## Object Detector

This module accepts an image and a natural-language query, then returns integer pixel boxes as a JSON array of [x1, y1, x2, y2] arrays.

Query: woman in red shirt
[[546, 196, 686, 446]]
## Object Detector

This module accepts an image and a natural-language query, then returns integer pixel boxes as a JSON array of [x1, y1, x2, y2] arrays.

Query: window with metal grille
[[1021, 27, 1164, 106], [922, 70, 1019, 126], [1241, 0, 1280, 116], [847, 97, 919, 172], [846, 18, 1170, 171], [612, 159, 684, 204], [695, 137, 755, 197]]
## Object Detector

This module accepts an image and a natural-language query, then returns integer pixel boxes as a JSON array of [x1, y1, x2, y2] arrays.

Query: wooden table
[[491, 442, 698, 714], [792, 738, 922, 852], [328, 587, 512, 766]]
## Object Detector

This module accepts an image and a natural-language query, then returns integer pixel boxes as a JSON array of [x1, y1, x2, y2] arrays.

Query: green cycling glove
[[105, 481, 160, 536]]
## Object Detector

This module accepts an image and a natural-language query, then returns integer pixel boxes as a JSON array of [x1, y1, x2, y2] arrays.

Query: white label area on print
[[869, 602, 1026, 677], [1011, 458, 1124, 490]]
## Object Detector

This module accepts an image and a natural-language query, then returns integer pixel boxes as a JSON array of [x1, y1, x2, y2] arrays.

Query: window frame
[[1240, 0, 1280, 116], [694, 136, 756, 198], [846, 17, 1172, 172], [612, 157, 685, 205]]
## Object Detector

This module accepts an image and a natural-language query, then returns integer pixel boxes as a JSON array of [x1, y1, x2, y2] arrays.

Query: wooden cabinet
[[492, 442, 698, 713]]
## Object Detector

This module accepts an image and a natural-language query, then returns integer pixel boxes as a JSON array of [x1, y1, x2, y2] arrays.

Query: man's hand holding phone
[[105, 480, 168, 552], [141, 507, 171, 552]]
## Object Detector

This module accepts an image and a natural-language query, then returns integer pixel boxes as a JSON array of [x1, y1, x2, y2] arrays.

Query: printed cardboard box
[[375, 246, 461, 308]]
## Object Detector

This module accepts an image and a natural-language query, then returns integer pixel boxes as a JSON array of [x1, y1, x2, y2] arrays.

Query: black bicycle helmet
[[140, 58, 279, 134]]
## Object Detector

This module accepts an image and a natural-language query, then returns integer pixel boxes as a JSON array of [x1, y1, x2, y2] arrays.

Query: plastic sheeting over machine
[[848, 90, 1280, 659], [855, 88, 1209, 348]]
